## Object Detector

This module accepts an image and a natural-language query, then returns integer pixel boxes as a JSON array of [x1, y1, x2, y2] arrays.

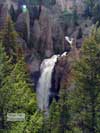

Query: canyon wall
[[0, 0, 93, 94]]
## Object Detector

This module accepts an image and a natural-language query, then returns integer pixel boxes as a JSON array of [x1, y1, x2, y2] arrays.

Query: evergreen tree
[[72, 1, 78, 27], [10, 5, 17, 22], [3, 57, 34, 128], [0, 42, 12, 87], [23, 111, 43, 133], [85, 0, 94, 16], [93, 3, 100, 25], [0, 17, 18, 62], [44, 89, 71, 133], [0, 46, 43, 132], [68, 27, 100, 133], [41, 99, 60, 133], [2, 57, 43, 133], [0, 42, 13, 129], [59, 89, 71, 133]]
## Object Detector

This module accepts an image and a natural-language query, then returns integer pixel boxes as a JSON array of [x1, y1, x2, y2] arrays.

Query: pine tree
[[0, 42, 12, 86], [85, 0, 94, 16], [42, 99, 60, 133], [0, 17, 18, 62], [0, 14, 42, 133], [68, 27, 100, 133], [0, 42, 13, 129], [72, 1, 78, 27], [93, 3, 100, 25], [3, 58, 33, 123], [2, 57, 43, 133], [59, 89, 71, 133], [45, 89, 71, 133], [10, 5, 17, 22]]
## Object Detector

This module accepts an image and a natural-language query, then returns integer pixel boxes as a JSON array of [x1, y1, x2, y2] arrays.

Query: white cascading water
[[36, 52, 68, 111], [37, 36, 73, 111], [36, 55, 59, 111]]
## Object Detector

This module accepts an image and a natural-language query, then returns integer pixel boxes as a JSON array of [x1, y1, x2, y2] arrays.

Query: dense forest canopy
[[0, 0, 100, 133]]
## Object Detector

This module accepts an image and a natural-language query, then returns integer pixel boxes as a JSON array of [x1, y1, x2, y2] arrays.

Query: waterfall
[[36, 36, 73, 111], [36, 55, 59, 111]]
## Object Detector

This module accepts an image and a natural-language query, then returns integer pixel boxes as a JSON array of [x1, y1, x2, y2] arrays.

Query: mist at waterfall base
[[36, 52, 67, 111]]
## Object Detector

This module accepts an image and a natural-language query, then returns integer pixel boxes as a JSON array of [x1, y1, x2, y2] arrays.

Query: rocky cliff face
[[0, 0, 94, 93], [0, 0, 86, 58], [32, 7, 54, 57], [15, 5, 65, 58], [50, 45, 80, 97], [16, 12, 30, 42], [32, 6, 65, 57]]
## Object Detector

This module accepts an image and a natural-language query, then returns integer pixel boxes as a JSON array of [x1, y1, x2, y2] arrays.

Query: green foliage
[[0, 13, 44, 132], [59, 8, 78, 32], [60, 10, 72, 24], [68, 27, 100, 132], [0, 42, 12, 86], [59, 9, 73, 31], [72, 8, 78, 26], [0, 42, 13, 129], [24, 111, 43, 133], [42, 0, 56, 7], [48, 99, 61, 133], [85, 0, 94, 8], [0, 17, 18, 61], [93, 3, 100, 25], [4, 58, 36, 112], [42, 89, 71, 133], [4, 58, 43, 132], [10, 5, 17, 22], [85, 0, 100, 24], [25, 0, 40, 5], [0, 2, 100, 132]]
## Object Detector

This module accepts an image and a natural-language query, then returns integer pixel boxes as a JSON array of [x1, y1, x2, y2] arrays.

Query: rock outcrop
[[0, 0, 93, 95], [31, 7, 53, 57], [31, 6, 65, 57], [16, 11, 30, 42], [50, 45, 80, 101]]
